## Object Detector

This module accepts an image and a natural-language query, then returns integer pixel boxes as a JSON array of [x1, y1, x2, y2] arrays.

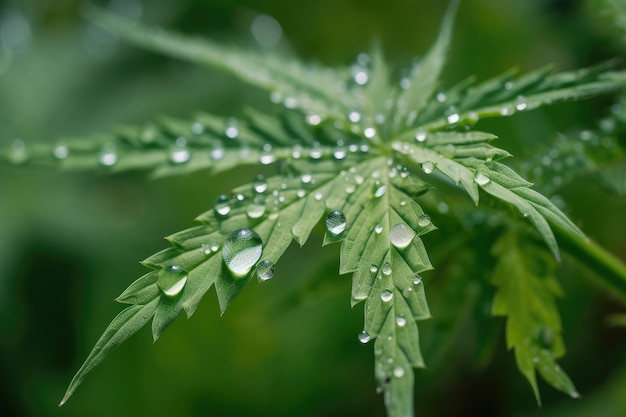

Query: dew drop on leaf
[[374, 224, 383, 234], [157, 265, 188, 297], [253, 174, 268, 193], [170, 147, 190, 164], [358, 331, 371, 344], [222, 229, 263, 277], [348, 111, 361, 123], [53, 145, 69, 160], [256, 259, 276, 281], [364, 127, 376, 138], [370, 264, 379, 273], [373, 182, 387, 198], [381, 290, 393, 302], [415, 129, 427, 142], [210, 146, 225, 161], [246, 203, 266, 219], [417, 214, 431, 227], [474, 172, 490, 185], [413, 274, 422, 285], [421, 161, 435, 174], [382, 262, 392, 276], [326, 210, 347, 235], [98, 145, 118, 167], [214, 195, 231, 216], [333, 147, 347, 160], [393, 366, 405, 378], [389, 224, 416, 249], [396, 315, 407, 327]]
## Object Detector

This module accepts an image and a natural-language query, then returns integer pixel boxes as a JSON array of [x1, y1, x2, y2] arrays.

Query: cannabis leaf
[[3, 1, 626, 417], [491, 229, 578, 404]]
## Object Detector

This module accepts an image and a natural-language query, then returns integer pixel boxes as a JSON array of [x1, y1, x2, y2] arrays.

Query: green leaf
[[491, 230, 578, 404], [59, 298, 160, 406], [82, 4, 358, 120]]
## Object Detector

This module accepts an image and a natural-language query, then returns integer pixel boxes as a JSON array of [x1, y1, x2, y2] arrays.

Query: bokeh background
[[1, 0, 625, 416]]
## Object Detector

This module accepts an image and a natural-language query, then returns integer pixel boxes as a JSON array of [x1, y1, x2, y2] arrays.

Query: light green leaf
[[491, 230, 578, 404]]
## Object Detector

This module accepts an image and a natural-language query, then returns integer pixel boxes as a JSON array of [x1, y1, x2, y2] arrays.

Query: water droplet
[[98, 145, 118, 167], [364, 127, 376, 138], [224, 122, 239, 139], [314, 192, 323, 201], [421, 161, 434, 174], [382, 262, 392, 276], [374, 183, 387, 198], [210, 146, 225, 160], [253, 174, 268, 193], [370, 264, 379, 273], [415, 130, 427, 142], [348, 111, 361, 123], [417, 215, 431, 227], [389, 224, 416, 249], [474, 172, 490, 185], [222, 229, 263, 277], [300, 173, 313, 184], [170, 147, 190, 164], [214, 195, 231, 216], [306, 114, 322, 126], [396, 315, 407, 327], [381, 290, 393, 302], [333, 148, 347, 160], [413, 274, 422, 285], [374, 224, 383, 234], [393, 366, 405, 378], [354, 71, 369, 85], [358, 330, 371, 344], [259, 151, 275, 165], [436, 91, 447, 102], [257, 259, 276, 281], [326, 210, 347, 235], [190, 122, 204, 135], [345, 184, 356, 194], [250, 14, 282, 47], [157, 265, 188, 297], [447, 113, 460, 124], [310, 143, 323, 159], [515, 96, 528, 111], [53, 145, 69, 160], [247, 203, 266, 219]]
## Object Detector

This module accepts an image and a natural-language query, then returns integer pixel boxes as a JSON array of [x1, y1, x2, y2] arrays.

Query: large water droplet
[[256, 259, 275, 281], [382, 262, 392, 276], [373, 182, 386, 198], [364, 127, 376, 138], [393, 366, 405, 378], [381, 290, 393, 302], [474, 172, 490, 185], [358, 330, 371, 344], [389, 224, 415, 249], [421, 161, 435, 174], [413, 274, 422, 285], [370, 264, 379, 273], [348, 111, 362, 123], [157, 265, 188, 297], [396, 315, 407, 327], [326, 210, 347, 235], [214, 195, 231, 216], [222, 229, 263, 277], [374, 224, 383, 234]]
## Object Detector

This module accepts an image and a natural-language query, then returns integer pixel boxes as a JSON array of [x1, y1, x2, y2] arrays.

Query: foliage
[[2, 2, 626, 417]]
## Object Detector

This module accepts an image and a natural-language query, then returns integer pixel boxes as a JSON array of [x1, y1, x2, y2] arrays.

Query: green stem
[[556, 226, 626, 302]]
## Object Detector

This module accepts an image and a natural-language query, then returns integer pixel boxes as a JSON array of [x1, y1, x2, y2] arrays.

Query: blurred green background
[[1, 0, 625, 416]]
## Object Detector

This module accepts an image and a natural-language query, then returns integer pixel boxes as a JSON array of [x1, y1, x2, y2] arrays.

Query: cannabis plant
[[3, 2, 626, 417]]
